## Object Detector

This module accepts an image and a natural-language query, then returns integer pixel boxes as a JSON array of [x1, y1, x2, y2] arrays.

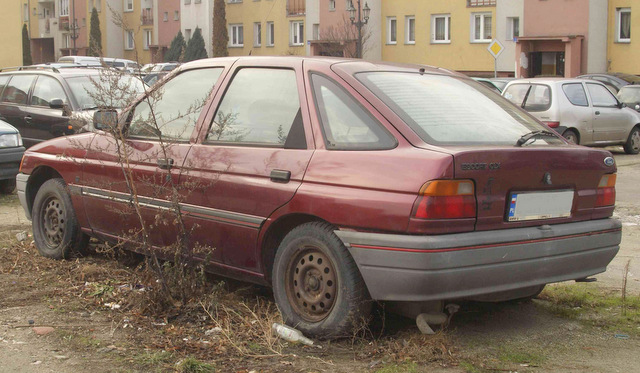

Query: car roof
[[504, 77, 597, 85]]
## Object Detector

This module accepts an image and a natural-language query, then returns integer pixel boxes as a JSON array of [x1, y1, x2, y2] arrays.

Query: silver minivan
[[503, 78, 640, 154]]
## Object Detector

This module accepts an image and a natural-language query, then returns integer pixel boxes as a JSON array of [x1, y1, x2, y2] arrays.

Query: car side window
[[562, 83, 588, 107], [586, 83, 618, 108], [128, 67, 223, 141], [207, 68, 303, 146], [30, 76, 68, 107], [311, 74, 396, 150], [1, 75, 36, 105]]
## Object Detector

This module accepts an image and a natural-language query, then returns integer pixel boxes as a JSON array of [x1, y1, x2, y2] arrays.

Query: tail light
[[595, 174, 616, 207], [543, 121, 560, 128], [412, 180, 476, 219]]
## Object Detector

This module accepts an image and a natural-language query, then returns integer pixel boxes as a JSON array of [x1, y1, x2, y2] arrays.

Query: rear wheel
[[272, 222, 371, 339], [563, 129, 579, 145], [0, 179, 15, 194], [32, 178, 89, 259], [623, 126, 640, 154]]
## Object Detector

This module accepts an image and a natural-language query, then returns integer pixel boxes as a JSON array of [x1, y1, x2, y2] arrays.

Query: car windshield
[[357, 72, 562, 146], [66, 74, 146, 109], [618, 87, 640, 104]]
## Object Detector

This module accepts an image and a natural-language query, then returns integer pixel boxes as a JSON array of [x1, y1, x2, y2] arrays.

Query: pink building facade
[[516, 0, 607, 78], [151, 0, 182, 62]]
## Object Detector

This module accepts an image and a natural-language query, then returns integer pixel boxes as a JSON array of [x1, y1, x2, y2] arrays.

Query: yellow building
[[122, 0, 154, 65], [607, 0, 638, 74], [225, 0, 306, 57], [381, 0, 497, 74], [0, 2, 25, 69]]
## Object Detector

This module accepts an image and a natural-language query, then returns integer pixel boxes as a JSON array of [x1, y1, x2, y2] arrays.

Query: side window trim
[[309, 72, 398, 151], [30, 75, 69, 108]]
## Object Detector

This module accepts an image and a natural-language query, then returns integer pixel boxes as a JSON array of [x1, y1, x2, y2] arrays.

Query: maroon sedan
[[16, 57, 621, 337]]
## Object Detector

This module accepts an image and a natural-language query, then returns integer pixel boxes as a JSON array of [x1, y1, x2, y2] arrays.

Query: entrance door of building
[[530, 52, 565, 77]]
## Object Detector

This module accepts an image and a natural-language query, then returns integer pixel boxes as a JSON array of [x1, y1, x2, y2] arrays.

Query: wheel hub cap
[[42, 197, 65, 247], [286, 249, 337, 322]]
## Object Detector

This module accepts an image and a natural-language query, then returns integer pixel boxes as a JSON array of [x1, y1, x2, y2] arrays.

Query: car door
[[586, 83, 628, 142], [21, 75, 71, 145], [0, 74, 37, 147], [81, 66, 226, 250], [182, 60, 315, 274]]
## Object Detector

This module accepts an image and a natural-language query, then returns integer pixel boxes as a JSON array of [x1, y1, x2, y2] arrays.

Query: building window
[[290, 21, 304, 46], [472, 13, 492, 42], [346, 0, 353, 10], [125, 0, 133, 12], [125, 30, 135, 50], [59, 0, 69, 16], [617, 8, 631, 43], [195, 0, 202, 3], [82, 18, 86, 27], [313, 23, 320, 40], [267, 21, 274, 46], [163, 12, 168, 22], [468, 0, 496, 6], [90, 0, 102, 12], [329, 0, 335, 11], [254, 23, 261, 47], [507, 17, 519, 41], [228, 0, 243, 3], [144, 30, 152, 50], [174, 11, 180, 21], [431, 14, 450, 43], [64, 34, 71, 48], [405, 16, 415, 44], [184, 0, 191, 4], [185, 28, 192, 41], [230, 24, 244, 47], [23, 4, 29, 21], [387, 17, 397, 44]]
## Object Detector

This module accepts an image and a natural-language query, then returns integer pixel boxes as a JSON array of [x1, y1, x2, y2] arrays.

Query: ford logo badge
[[604, 157, 615, 167]]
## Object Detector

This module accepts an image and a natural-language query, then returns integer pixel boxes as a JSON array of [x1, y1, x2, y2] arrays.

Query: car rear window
[[357, 72, 561, 146], [503, 83, 552, 112]]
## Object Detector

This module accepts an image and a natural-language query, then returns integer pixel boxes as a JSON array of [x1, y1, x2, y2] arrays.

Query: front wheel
[[563, 129, 579, 145], [272, 222, 371, 339], [623, 127, 640, 154], [32, 178, 88, 259]]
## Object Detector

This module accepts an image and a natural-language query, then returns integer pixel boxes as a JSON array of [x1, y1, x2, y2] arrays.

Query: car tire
[[32, 178, 89, 259], [623, 126, 640, 155], [563, 129, 579, 145], [272, 222, 371, 339], [0, 179, 16, 194]]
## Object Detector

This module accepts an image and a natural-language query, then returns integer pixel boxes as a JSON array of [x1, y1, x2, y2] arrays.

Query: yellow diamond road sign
[[488, 39, 504, 58]]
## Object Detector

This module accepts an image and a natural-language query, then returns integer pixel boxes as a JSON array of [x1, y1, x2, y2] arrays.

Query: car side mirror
[[617, 102, 625, 109], [93, 109, 118, 131], [49, 98, 65, 109]]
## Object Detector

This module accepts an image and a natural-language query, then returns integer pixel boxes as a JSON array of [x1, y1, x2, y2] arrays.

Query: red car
[[16, 57, 621, 338]]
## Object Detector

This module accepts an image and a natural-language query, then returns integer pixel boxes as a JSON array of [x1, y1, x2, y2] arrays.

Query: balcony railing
[[287, 0, 305, 16], [468, 0, 496, 6], [142, 8, 153, 25]]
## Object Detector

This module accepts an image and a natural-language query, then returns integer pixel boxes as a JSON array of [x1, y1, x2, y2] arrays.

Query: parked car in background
[[489, 77, 516, 92], [142, 63, 180, 86], [57, 56, 102, 67], [472, 77, 502, 93], [503, 78, 640, 154], [58, 56, 141, 73], [17, 57, 621, 338], [577, 72, 640, 93], [0, 66, 145, 147], [617, 85, 640, 113], [0, 119, 24, 194]]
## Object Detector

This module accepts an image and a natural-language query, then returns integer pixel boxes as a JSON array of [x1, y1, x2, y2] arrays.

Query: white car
[[503, 78, 640, 154]]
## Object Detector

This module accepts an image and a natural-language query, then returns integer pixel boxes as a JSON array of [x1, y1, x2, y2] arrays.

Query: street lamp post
[[69, 0, 79, 55], [348, 1, 370, 59]]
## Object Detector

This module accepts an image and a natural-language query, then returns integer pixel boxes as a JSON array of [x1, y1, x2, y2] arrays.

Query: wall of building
[[0, 2, 24, 69], [496, 0, 522, 74], [608, 0, 638, 74], [181, 0, 213, 57], [587, 0, 608, 73], [380, 0, 497, 73], [104, 0, 124, 58], [305, 0, 319, 56]]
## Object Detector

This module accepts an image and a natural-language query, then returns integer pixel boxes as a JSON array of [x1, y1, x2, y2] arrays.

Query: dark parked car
[[577, 72, 640, 93], [0, 66, 145, 148], [617, 85, 640, 112], [16, 57, 621, 338], [0, 119, 24, 193]]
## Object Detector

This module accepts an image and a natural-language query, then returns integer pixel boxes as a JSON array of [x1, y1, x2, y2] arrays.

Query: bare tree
[[315, 15, 370, 58]]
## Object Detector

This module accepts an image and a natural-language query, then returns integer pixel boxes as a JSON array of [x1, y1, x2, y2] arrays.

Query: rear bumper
[[335, 219, 621, 302], [0, 146, 24, 181]]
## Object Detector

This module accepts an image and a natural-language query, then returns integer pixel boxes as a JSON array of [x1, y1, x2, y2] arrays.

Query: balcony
[[467, 0, 496, 6], [142, 8, 153, 25], [287, 0, 305, 16]]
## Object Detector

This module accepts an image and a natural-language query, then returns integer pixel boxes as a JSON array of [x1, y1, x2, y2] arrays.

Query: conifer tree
[[183, 27, 208, 62], [212, 0, 228, 57], [88, 7, 102, 56], [164, 31, 186, 62], [22, 24, 32, 65]]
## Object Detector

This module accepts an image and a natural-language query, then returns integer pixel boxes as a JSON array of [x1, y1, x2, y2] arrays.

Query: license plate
[[507, 190, 574, 222]]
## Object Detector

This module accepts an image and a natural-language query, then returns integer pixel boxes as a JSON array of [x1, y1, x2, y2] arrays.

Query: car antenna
[[419, 67, 425, 75]]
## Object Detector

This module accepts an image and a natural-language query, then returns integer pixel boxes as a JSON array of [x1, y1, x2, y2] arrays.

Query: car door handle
[[595, 111, 600, 115], [157, 158, 174, 170], [270, 169, 291, 183], [24, 115, 32, 124]]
